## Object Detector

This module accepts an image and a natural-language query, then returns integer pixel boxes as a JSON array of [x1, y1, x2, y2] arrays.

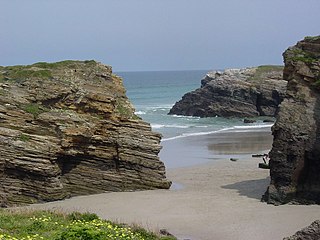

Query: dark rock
[[244, 119, 256, 123], [169, 66, 287, 118], [159, 229, 175, 237], [263, 119, 275, 123], [263, 36, 320, 205], [284, 220, 320, 240], [258, 163, 270, 169], [0, 60, 171, 206]]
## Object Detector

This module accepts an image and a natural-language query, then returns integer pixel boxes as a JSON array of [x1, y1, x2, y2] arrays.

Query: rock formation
[[263, 36, 320, 204], [284, 220, 320, 240], [0, 60, 171, 207], [169, 66, 287, 118]]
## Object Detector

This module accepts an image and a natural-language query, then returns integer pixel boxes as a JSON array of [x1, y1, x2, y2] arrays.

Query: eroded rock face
[[284, 220, 320, 240], [263, 36, 320, 204], [169, 66, 287, 118], [0, 60, 171, 207]]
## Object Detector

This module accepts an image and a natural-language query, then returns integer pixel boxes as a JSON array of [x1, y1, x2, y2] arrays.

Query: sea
[[117, 70, 273, 142]]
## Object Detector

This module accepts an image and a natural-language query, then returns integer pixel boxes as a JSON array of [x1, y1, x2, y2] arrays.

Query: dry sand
[[26, 129, 320, 240]]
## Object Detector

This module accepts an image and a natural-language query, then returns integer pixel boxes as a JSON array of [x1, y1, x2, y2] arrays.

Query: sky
[[1, 0, 320, 71]]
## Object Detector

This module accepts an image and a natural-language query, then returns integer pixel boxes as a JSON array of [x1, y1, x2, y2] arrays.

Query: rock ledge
[[0, 60, 171, 207], [169, 65, 287, 118], [264, 36, 320, 205]]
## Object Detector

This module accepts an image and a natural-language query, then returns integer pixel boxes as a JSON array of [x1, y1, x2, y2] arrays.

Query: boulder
[[284, 220, 320, 240], [0, 60, 171, 207], [244, 119, 256, 123], [263, 36, 320, 204], [169, 66, 287, 118]]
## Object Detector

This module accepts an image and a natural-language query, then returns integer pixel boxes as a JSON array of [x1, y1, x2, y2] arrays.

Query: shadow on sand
[[221, 177, 270, 200]]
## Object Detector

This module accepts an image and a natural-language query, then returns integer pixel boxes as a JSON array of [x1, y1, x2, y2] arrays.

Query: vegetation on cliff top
[[0, 60, 139, 120], [0, 60, 101, 83], [289, 48, 318, 64], [248, 65, 283, 81], [304, 36, 320, 42], [287, 38, 320, 89], [0, 210, 176, 240]]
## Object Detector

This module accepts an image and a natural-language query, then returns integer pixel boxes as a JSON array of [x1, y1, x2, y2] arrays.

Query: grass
[[0, 60, 98, 83], [248, 65, 284, 81], [116, 104, 141, 120], [0, 210, 176, 240], [23, 103, 49, 118], [0, 67, 53, 83], [115, 99, 137, 119], [18, 134, 30, 142], [304, 36, 320, 41], [31, 60, 97, 70], [290, 48, 318, 64], [116, 103, 131, 117]]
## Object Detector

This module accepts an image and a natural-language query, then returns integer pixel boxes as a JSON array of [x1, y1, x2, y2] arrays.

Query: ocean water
[[117, 70, 273, 141]]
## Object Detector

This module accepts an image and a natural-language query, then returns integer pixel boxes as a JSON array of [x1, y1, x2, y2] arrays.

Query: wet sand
[[160, 126, 273, 168], [25, 128, 320, 240]]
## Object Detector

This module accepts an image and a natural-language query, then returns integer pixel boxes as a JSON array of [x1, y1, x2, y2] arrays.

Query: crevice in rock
[[256, 93, 263, 115], [41, 93, 70, 108], [57, 155, 82, 175], [113, 141, 120, 171], [297, 93, 320, 203]]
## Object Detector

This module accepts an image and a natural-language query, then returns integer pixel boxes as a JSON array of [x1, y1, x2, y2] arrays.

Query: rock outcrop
[[263, 36, 320, 204], [284, 220, 320, 240], [169, 66, 287, 118], [0, 60, 171, 207]]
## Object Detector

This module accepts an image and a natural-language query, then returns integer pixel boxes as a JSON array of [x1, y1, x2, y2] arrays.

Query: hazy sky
[[1, 0, 319, 71]]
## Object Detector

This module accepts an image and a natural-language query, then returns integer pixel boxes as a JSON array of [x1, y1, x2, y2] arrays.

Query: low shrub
[[0, 210, 176, 240]]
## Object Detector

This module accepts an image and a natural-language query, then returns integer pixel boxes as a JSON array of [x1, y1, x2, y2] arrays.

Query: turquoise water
[[117, 70, 273, 141]]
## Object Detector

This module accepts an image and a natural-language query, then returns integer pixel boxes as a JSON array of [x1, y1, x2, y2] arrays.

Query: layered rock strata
[[169, 66, 287, 118], [284, 220, 320, 240], [0, 60, 171, 207], [264, 36, 320, 204]]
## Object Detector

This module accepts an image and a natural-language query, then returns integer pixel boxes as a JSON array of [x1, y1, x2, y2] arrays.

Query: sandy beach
[[25, 128, 320, 240]]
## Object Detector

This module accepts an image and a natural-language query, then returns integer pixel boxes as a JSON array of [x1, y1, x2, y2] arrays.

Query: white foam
[[151, 124, 190, 129], [135, 111, 146, 115], [234, 124, 273, 129], [171, 114, 200, 119], [146, 104, 174, 110], [151, 124, 166, 129]]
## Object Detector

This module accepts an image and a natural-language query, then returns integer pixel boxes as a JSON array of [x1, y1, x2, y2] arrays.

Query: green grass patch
[[32, 61, 78, 69], [116, 99, 134, 119], [0, 67, 53, 83], [248, 65, 283, 81], [0, 210, 176, 240], [290, 48, 318, 64], [116, 103, 140, 120], [304, 36, 320, 42], [292, 55, 317, 64], [18, 134, 30, 142], [0, 60, 98, 83], [32, 60, 96, 70], [255, 65, 284, 72], [23, 103, 48, 118], [116, 104, 131, 117]]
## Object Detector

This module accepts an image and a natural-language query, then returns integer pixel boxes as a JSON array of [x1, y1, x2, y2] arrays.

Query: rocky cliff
[[169, 66, 287, 118], [263, 36, 320, 204], [0, 60, 171, 207], [284, 220, 320, 240]]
